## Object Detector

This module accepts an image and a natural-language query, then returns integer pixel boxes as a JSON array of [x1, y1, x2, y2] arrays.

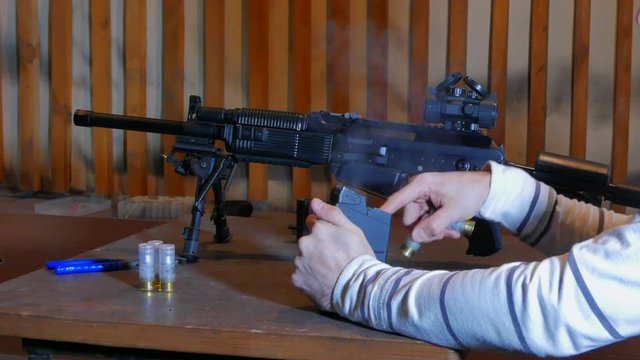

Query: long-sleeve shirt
[[332, 162, 640, 357]]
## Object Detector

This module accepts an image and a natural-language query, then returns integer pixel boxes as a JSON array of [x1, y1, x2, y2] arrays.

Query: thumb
[[310, 198, 359, 231], [412, 207, 459, 243]]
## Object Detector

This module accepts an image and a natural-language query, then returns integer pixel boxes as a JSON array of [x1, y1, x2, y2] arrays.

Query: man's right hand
[[292, 198, 375, 312], [380, 170, 492, 245]]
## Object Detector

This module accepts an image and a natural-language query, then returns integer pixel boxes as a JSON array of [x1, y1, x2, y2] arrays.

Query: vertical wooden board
[[183, 0, 204, 108], [90, 0, 114, 195], [268, 0, 288, 112], [326, 0, 349, 192], [410, 0, 429, 124], [526, 0, 549, 166], [0, 0, 15, 187], [182, 0, 203, 199], [427, 0, 448, 82], [628, 0, 640, 193], [223, 0, 244, 109], [367, 0, 387, 119], [246, 0, 269, 202], [329, 0, 350, 113], [586, 0, 614, 166], [223, 0, 246, 201], [17, 0, 41, 191], [146, 0, 163, 196], [543, 0, 572, 157], [292, 0, 312, 203], [71, 0, 92, 192], [0, 26, 3, 183], [39, 0, 51, 192], [161, 0, 185, 196], [110, 0, 125, 195], [570, 0, 590, 159], [267, 0, 290, 210], [311, 0, 328, 111], [349, 0, 367, 116], [203, 0, 225, 107], [447, 0, 467, 74], [611, 0, 633, 187], [487, 0, 508, 146], [203, 0, 225, 202], [387, 0, 410, 123], [50, 0, 72, 193], [310, 0, 330, 200], [465, 0, 490, 85], [125, 0, 147, 196], [504, 0, 530, 164]]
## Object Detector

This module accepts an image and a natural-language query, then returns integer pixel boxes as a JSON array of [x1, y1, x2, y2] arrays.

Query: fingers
[[297, 235, 311, 256], [310, 198, 359, 232], [291, 257, 304, 291], [305, 213, 318, 231], [411, 205, 459, 243], [402, 202, 427, 227], [380, 180, 424, 214]]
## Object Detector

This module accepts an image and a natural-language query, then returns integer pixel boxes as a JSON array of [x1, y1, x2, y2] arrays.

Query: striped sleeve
[[332, 218, 640, 356], [533, 195, 634, 255], [478, 161, 557, 246], [478, 162, 634, 255]]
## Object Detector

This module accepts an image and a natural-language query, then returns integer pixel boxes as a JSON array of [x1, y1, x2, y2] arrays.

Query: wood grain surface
[[16, 0, 41, 191], [292, 0, 313, 204], [90, 0, 114, 196], [570, 0, 590, 159], [447, 0, 467, 75], [0, 211, 163, 358], [1, 211, 639, 359], [409, 0, 429, 124], [161, 0, 185, 196], [49, 0, 73, 193], [526, 0, 549, 166], [488, 0, 509, 147], [124, 0, 148, 196], [0, 212, 464, 359], [0, 213, 163, 284]]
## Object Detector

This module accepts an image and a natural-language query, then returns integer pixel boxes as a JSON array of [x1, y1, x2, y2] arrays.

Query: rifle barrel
[[73, 110, 219, 139]]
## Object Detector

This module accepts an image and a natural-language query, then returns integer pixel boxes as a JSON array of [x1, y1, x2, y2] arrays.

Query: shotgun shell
[[159, 244, 176, 292], [146, 240, 164, 288], [138, 243, 155, 291], [400, 220, 476, 257]]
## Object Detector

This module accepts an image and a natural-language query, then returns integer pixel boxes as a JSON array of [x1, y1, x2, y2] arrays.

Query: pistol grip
[[296, 199, 312, 240], [465, 218, 503, 256]]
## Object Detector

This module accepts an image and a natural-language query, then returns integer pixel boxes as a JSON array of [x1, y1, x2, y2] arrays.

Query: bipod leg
[[181, 158, 228, 263], [212, 180, 231, 243]]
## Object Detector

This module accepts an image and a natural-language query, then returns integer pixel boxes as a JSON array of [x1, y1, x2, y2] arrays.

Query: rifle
[[73, 73, 640, 263]]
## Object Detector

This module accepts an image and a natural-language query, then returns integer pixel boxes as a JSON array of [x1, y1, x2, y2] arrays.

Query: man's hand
[[292, 198, 375, 312], [380, 170, 491, 245]]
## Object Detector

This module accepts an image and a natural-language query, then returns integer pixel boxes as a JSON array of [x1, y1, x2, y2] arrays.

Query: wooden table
[[0, 212, 164, 358], [1, 211, 638, 359], [0, 212, 162, 283], [0, 211, 466, 359]]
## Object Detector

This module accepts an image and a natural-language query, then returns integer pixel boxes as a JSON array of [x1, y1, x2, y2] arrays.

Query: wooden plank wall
[[90, 0, 113, 196], [0, 0, 637, 211], [16, 0, 41, 191]]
